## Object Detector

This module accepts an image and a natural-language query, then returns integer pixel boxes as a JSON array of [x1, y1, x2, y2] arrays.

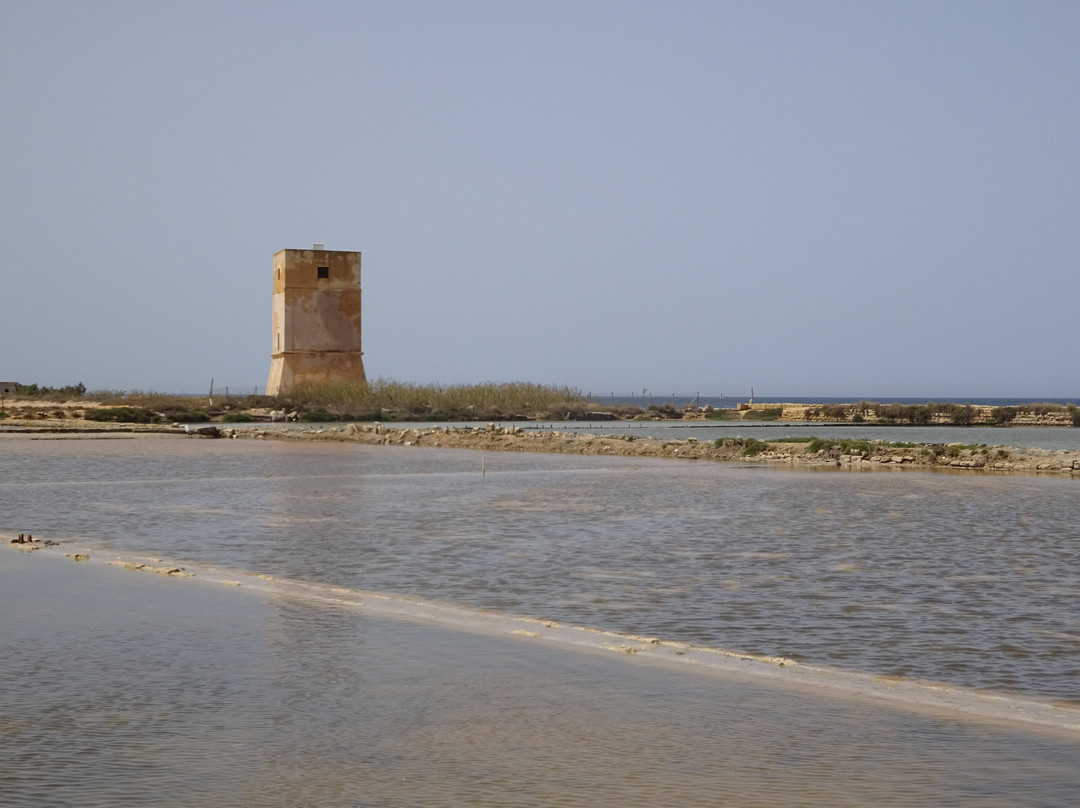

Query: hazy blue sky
[[3, 1, 1078, 398]]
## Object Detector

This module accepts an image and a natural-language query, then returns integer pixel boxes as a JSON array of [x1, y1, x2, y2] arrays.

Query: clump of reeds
[[281, 379, 590, 420]]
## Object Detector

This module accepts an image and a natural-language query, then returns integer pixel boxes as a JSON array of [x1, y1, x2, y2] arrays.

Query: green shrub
[[946, 404, 976, 426], [741, 438, 769, 457], [990, 407, 1019, 425], [168, 410, 209, 423], [85, 407, 161, 424], [819, 404, 849, 420], [1027, 402, 1060, 416], [645, 403, 681, 419], [807, 437, 836, 453], [705, 409, 739, 421], [300, 410, 359, 422], [808, 438, 876, 455], [13, 382, 87, 400]]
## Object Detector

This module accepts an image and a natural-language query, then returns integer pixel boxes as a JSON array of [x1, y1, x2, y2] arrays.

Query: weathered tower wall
[[266, 247, 367, 396]]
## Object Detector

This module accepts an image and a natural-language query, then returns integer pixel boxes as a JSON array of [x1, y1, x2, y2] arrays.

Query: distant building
[[265, 246, 367, 396], [0, 382, 17, 396]]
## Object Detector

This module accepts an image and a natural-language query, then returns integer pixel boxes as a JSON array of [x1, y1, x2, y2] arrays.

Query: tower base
[[266, 352, 367, 396]]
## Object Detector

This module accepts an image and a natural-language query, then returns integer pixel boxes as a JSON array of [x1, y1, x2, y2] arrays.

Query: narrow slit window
[[317, 266, 330, 279]]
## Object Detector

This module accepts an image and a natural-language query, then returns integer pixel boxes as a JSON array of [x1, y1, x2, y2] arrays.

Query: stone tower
[[265, 245, 367, 396]]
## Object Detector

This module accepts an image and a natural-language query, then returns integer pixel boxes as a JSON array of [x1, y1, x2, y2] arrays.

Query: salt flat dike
[[228, 422, 1080, 477], [6, 417, 1080, 476]]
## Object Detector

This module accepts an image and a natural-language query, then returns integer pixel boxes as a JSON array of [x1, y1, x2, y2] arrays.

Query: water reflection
[[3, 550, 1080, 807], [2, 437, 1080, 701]]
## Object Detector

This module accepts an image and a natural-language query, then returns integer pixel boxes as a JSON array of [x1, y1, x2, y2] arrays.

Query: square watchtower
[[265, 246, 367, 396]]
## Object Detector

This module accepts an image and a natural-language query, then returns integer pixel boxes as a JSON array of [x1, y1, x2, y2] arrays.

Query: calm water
[[3, 435, 1080, 702], [5, 550, 1080, 806], [4, 435, 1080, 805]]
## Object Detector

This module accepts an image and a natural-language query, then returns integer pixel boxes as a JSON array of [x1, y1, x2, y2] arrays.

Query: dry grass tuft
[[283, 379, 588, 420]]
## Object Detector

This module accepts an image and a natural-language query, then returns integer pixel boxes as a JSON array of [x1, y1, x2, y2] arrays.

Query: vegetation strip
[[3, 381, 1077, 426], [213, 423, 1080, 477], [3, 381, 1079, 476]]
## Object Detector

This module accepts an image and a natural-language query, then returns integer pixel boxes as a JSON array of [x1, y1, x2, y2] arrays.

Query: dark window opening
[[317, 266, 330, 279]]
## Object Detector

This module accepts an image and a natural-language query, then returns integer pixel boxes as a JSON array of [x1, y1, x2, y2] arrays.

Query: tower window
[[317, 266, 329, 279]]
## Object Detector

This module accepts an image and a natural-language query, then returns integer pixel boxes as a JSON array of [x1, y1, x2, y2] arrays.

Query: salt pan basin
[[3, 546, 1080, 807]]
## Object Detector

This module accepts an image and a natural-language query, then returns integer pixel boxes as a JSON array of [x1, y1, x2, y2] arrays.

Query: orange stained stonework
[[266, 247, 367, 395]]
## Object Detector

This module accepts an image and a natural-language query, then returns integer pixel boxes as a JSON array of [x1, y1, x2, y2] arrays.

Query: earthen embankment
[[4, 413, 1079, 477], [224, 422, 1080, 477]]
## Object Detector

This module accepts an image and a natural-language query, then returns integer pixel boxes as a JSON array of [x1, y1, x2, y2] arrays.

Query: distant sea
[[594, 395, 1080, 409]]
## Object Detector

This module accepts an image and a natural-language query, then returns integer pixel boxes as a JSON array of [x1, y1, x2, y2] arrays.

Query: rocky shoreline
[[233, 422, 1080, 477], [4, 417, 1080, 477]]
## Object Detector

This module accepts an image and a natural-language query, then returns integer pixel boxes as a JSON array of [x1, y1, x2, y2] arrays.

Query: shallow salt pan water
[[3, 549, 1080, 807], [3, 436, 1079, 702]]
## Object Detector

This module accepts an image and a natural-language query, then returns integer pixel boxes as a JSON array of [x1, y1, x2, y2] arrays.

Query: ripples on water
[[4, 550, 1080, 807], [3, 436, 1080, 702]]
